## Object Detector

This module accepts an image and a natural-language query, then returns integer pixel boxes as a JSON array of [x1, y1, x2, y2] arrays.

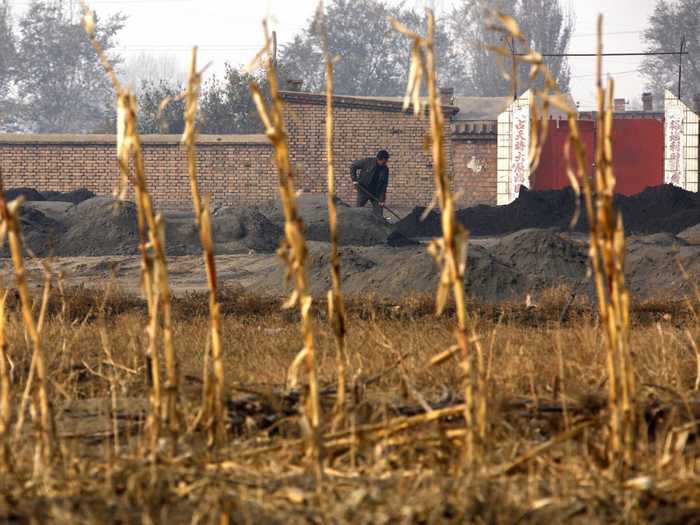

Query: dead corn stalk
[[0, 289, 10, 472], [392, 11, 485, 465], [0, 181, 58, 468], [316, 2, 349, 432], [182, 48, 227, 446], [486, 12, 635, 467], [82, 5, 180, 453], [589, 16, 635, 467], [249, 22, 323, 481]]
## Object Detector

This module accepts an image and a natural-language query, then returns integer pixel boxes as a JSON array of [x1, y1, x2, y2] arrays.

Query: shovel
[[356, 184, 402, 221]]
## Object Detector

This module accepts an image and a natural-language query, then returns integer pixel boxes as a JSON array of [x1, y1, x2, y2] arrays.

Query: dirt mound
[[258, 194, 395, 246], [5, 187, 45, 202], [161, 210, 200, 256], [3, 205, 64, 257], [396, 185, 700, 238], [42, 188, 96, 204], [252, 242, 378, 296], [253, 230, 589, 302], [677, 224, 700, 245], [395, 187, 579, 238], [56, 197, 141, 257], [625, 236, 699, 297], [23, 201, 73, 222], [617, 185, 700, 234], [491, 229, 588, 289], [0, 196, 285, 258], [347, 244, 529, 301], [212, 207, 282, 253], [386, 230, 420, 247]]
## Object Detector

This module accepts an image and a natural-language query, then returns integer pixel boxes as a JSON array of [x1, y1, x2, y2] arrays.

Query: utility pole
[[509, 37, 517, 101], [678, 35, 687, 100], [502, 35, 518, 101]]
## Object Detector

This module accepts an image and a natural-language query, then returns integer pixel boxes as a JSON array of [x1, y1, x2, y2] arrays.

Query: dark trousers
[[356, 190, 383, 217]]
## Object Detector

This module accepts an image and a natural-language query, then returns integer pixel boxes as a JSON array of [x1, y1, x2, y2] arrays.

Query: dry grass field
[[0, 289, 698, 523], [0, 6, 697, 524]]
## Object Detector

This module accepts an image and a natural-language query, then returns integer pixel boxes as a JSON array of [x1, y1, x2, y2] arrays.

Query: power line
[[569, 68, 642, 79], [570, 30, 643, 38], [516, 51, 688, 57], [13, 0, 192, 4]]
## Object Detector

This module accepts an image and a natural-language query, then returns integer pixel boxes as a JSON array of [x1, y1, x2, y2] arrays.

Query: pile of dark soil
[[396, 185, 700, 238], [254, 229, 590, 302], [619, 185, 700, 234], [42, 188, 96, 204], [211, 207, 283, 253], [257, 194, 395, 246], [2, 206, 64, 257], [56, 197, 141, 257], [490, 229, 588, 288], [394, 187, 579, 238], [6, 196, 284, 258], [5, 187, 95, 205], [5, 187, 46, 202]]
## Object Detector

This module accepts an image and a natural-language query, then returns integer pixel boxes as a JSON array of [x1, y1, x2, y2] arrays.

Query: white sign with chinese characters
[[510, 99, 530, 201], [497, 91, 532, 205], [664, 89, 699, 192], [665, 105, 684, 186]]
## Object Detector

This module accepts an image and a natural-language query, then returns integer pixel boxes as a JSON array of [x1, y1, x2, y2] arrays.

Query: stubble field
[[0, 286, 697, 523]]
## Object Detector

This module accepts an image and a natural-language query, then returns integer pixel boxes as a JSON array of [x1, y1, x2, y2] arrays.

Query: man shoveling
[[350, 150, 390, 218]]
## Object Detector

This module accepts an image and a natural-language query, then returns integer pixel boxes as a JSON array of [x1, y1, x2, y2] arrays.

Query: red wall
[[532, 120, 594, 190], [611, 119, 664, 195], [532, 118, 664, 195]]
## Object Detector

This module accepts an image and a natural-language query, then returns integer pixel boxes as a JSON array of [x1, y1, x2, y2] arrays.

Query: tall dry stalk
[[249, 22, 323, 480], [589, 16, 635, 467], [485, 13, 635, 467], [0, 290, 11, 472], [82, 5, 180, 452], [392, 12, 483, 465], [317, 2, 349, 432], [182, 48, 227, 445], [0, 182, 57, 467]]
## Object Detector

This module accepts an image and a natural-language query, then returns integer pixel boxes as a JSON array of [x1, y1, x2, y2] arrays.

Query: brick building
[[0, 87, 565, 209]]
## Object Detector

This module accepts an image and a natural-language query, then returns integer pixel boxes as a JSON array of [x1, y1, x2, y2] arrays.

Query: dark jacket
[[350, 157, 389, 202]]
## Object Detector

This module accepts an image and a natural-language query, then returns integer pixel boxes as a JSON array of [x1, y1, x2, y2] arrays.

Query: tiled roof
[[279, 91, 460, 115], [451, 120, 497, 138]]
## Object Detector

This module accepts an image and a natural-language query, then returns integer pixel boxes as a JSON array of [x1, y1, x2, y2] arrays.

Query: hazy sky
[[11, 0, 663, 110]]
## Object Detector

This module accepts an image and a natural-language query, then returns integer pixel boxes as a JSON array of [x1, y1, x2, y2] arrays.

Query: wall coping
[[451, 120, 497, 141], [280, 90, 460, 116], [0, 134, 270, 145]]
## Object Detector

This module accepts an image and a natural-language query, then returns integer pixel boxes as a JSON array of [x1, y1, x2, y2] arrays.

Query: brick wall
[[283, 92, 456, 208], [0, 135, 276, 206], [452, 139, 498, 206], [0, 92, 462, 208]]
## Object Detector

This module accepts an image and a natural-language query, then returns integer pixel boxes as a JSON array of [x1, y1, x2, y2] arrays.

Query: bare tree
[[641, 0, 700, 105], [279, 0, 462, 96], [120, 52, 187, 94], [0, 0, 18, 130], [0, 0, 15, 100], [14, 1, 124, 132], [450, 0, 573, 96]]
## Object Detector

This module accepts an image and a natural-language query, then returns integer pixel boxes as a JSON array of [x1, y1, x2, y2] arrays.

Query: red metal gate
[[532, 118, 664, 195]]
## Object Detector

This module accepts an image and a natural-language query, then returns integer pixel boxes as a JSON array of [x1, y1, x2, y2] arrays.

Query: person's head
[[376, 149, 390, 166]]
